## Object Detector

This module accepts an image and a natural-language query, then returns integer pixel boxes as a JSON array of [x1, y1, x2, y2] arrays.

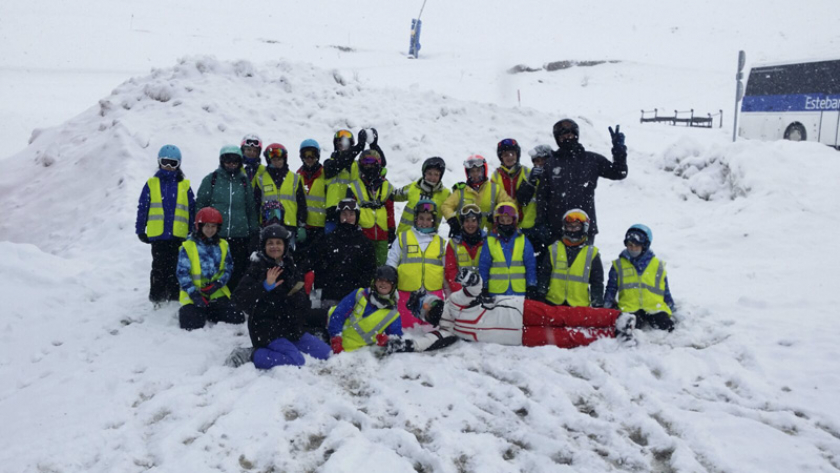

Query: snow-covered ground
[[2, 1, 840, 472]]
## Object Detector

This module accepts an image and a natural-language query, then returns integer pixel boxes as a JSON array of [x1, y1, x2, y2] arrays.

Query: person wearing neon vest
[[478, 202, 538, 297], [295, 139, 326, 253], [407, 269, 636, 348], [346, 149, 395, 266], [537, 209, 605, 307], [176, 207, 244, 330], [490, 139, 539, 231], [253, 143, 308, 243], [443, 204, 485, 294], [385, 199, 446, 328], [228, 224, 331, 368], [392, 157, 451, 234], [604, 224, 676, 331], [136, 145, 196, 306], [441, 155, 512, 236]]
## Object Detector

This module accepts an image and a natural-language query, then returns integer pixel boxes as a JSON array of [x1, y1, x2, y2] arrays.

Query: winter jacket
[[441, 181, 513, 232], [392, 178, 451, 234], [135, 169, 196, 241], [345, 180, 395, 242], [327, 288, 403, 338], [491, 165, 537, 229], [444, 233, 485, 292], [311, 223, 377, 302], [536, 143, 627, 240], [175, 235, 233, 296], [604, 249, 674, 311], [537, 243, 605, 307], [478, 230, 537, 295], [195, 166, 258, 239], [253, 164, 308, 227], [234, 251, 308, 348]]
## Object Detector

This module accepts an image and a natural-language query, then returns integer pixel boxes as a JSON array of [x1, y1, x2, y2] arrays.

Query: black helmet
[[422, 156, 446, 179], [260, 224, 292, 251], [374, 265, 398, 287], [553, 119, 580, 144], [333, 129, 355, 151], [496, 138, 521, 163], [336, 198, 361, 225]]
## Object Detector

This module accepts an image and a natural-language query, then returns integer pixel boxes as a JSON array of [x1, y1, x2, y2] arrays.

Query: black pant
[[226, 237, 252, 292], [150, 239, 183, 303], [179, 298, 245, 330]]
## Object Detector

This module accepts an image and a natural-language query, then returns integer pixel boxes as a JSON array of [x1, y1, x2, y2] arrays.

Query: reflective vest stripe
[[303, 174, 326, 227], [350, 180, 392, 231], [146, 178, 191, 238], [178, 239, 231, 305]]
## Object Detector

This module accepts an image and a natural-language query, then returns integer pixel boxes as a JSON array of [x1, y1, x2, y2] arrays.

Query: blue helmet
[[625, 224, 652, 251], [158, 144, 182, 163], [300, 139, 320, 152]]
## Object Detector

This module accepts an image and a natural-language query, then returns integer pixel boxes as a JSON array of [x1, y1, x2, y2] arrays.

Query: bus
[[739, 58, 840, 148]]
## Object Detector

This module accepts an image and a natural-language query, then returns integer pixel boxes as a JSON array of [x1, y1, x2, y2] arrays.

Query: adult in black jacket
[[536, 119, 628, 244], [233, 224, 330, 369], [311, 198, 377, 307]]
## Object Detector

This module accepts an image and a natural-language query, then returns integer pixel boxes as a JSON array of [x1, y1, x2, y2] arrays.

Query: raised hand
[[266, 266, 284, 287]]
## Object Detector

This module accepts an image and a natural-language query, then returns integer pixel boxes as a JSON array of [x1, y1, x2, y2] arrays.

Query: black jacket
[[311, 223, 377, 301], [537, 244, 605, 307], [536, 143, 627, 240], [234, 251, 309, 348]]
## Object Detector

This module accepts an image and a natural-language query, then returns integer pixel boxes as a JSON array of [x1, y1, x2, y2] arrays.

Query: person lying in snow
[[404, 268, 635, 350]]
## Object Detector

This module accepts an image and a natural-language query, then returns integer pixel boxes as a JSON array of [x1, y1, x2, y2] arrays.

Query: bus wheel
[[783, 123, 806, 142]]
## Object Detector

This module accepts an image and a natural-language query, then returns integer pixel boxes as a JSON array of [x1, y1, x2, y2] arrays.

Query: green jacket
[[196, 167, 258, 239]]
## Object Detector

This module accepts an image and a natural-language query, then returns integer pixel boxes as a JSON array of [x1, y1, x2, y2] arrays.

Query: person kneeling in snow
[[176, 207, 245, 330], [227, 224, 331, 369], [408, 269, 636, 348]]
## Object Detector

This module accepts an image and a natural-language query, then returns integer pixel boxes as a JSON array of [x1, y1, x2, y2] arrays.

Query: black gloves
[[525, 286, 541, 301], [447, 217, 461, 238], [190, 291, 208, 308], [528, 166, 544, 185], [357, 129, 367, 147], [455, 268, 480, 288], [425, 299, 444, 327], [138, 233, 150, 244], [388, 228, 396, 245], [370, 128, 379, 146], [384, 337, 415, 354], [609, 125, 626, 155], [406, 289, 426, 316]]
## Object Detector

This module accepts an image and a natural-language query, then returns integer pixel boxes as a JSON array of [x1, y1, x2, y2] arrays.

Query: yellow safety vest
[[491, 167, 536, 229], [449, 239, 481, 271], [454, 182, 500, 231], [178, 239, 232, 305], [325, 161, 359, 209], [546, 242, 597, 307], [327, 288, 400, 352], [255, 168, 301, 226], [146, 177, 191, 238], [301, 171, 326, 228], [613, 257, 672, 316], [487, 234, 527, 294], [397, 230, 445, 292], [248, 164, 266, 188], [349, 179, 393, 232], [395, 182, 451, 234]]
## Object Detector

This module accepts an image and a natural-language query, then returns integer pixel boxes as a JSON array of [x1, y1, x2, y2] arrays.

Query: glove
[[385, 338, 415, 355], [455, 268, 481, 288], [609, 125, 626, 154], [357, 129, 367, 147], [388, 228, 396, 245], [370, 128, 379, 146], [447, 217, 461, 238], [406, 289, 427, 317], [296, 227, 307, 243], [137, 233, 150, 244], [451, 182, 466, 191], [528, 166, 544, 185], [376, 333, 389, 347], [525, 286, 541, 301], [201, 281, 223, 295], [189, 291, 208, 308], [330, 336, 344, 354], [424, 299, 444, 327]]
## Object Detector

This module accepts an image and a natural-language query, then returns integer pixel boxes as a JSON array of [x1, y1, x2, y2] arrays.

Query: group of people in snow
[[135, 120, 677, 369]]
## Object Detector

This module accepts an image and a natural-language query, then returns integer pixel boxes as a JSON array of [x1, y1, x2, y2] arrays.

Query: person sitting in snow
[[136, 144, 196, 307], [604, 224, 676, 332], [478, 202, 538, 298], [227, 224, 331, 369], [392, 156, 451, 235], [386, 199, 447, 328], [176, 207, 245, 330], [443, 204, 485, 295], [407, 269, 636, 348]]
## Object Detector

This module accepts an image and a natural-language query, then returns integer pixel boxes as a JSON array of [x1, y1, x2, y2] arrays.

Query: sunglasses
[[221, 154, 242, 164], [159, 158, 180, 168], [243, 139, 260, 148], [463, 158, 485, 169]]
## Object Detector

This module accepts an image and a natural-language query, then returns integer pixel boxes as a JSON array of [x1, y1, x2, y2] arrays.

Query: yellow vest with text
[[613, 256, 672, 316], [397, 230, 445, 292], [395, 182, 451, 234], [349, 179, 393, 232], [146, 177, 191, 238], [491, 167, 536, 229], [487, 234, 527, 294], [255, 168, 301, 226], [301, 171, 327, 228], [178, 239, 232, 305], [328, 288, 400, 352], [450, 239, 481, 271], [546, 242, 598, 307], [325, 161, 359, 209]]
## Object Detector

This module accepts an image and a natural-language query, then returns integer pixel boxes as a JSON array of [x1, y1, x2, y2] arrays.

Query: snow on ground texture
[[2, 56, 840, 472]]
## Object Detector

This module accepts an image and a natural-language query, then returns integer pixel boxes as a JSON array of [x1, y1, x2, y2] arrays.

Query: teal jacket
[[196, 167, 258, 239]]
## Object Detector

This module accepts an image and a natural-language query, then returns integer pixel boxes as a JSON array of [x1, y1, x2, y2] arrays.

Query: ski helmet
[[493, 202, 520, 226], [195, 207, 223, 232], [496, 138, 521, 163], [300, 139, 321, 156], [528, 144, 553, 162], [336, 198, 361, 225], [561, 209, 590, 246], [241, 134, 262, 153], [260, 223, 292, 251], [374, 265, 398, 288], [219, 145, 243, 166], [158, 144, 182, 162], [333, 129, 355, 151], [463, 155, 488, 184], [553, 119, 580, 144], [624, 224, 652, 251], [261, 201, 285, 227], [263, 143, 288, 165], [421, 157, 446, 180], [413, 199, 438, 233], [359, 149, 382, 182]]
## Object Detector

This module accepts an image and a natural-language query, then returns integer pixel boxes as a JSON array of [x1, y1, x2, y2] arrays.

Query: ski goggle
[[337, 200, 359, 212], [242, 138, 261, 148], [463, 158, 485, 169], [563, 211, 588, 225], [266, 147, 286, 159], [301, 150, 319, 159], [624, 231, 646, 246], [334, 130, 353, 139], [359, 156, 380, 166], [415, 202, 437, 213], [262, 206, 284, 221], [460, 204, 482, 221], [556, 124, 578, 137], [494, 205, 519, 221], [159, 158, 180, 168], [221, 154, 242, 164]]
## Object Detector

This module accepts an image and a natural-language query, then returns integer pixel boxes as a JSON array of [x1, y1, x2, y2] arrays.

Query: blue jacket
[[604, 249, 675, 311], [135, 169, 196, 241], [327, 288, 403, 338], [175, 235, 233, 295], [478, 230, 537, 295]]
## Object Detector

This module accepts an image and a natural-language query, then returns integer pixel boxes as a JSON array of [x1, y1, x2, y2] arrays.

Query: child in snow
[[136, 144, 196, 306], [604, 224, 676, 331], [386, 200, 447, 328], [392, 157, 451, 234], [176, 207, 245, 330], [409, 269, 635, 348], [228, 224, 331, 369], [443, 204, 485, 294], [346, 149, 395, 266], [441, 155, 512, 236], [478, 202, 538, 298]]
